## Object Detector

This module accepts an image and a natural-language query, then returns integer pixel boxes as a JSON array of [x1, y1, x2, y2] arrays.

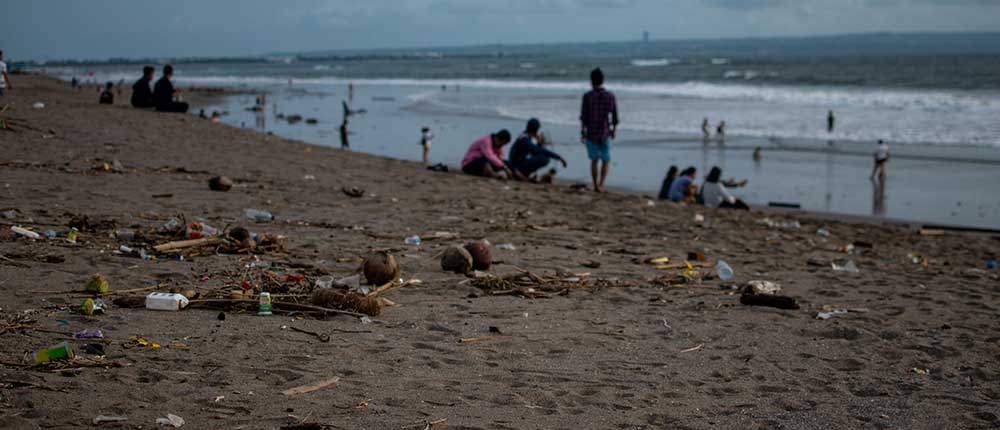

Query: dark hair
[[666, 165, 678, 179], [681, 166, 697, 176], [143, 66, 154, 75], [590, 68, 604, 87], [877, 139, 884, 144], [163, 64, 173, 75], [493, 129, 511, 143], [105, 82, 113, 89], [525, 118, 541, 134], [421, 127, 429, 132], [706, 166, 722, 183]]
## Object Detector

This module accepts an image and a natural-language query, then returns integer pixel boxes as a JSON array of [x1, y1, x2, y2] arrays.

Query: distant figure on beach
[[339, 119, 350, 150], [827, 110, 835, 133], [130, 66, 155, 108], [658, 166, 679, 200], [348, 82, 354, 103], [701, 167, 749, 210], [461, 129, 512, 178], [153, 65, 189, 113], [0, 50, 11, 96], [198, 109, 206, 119], [753, 146, 762, 163], [668, 167, 698, 203], [99, 82, 114, 104], [420, 127, 433, 164], [581, 68, 619, 193], [116, 78, 125, 97], [508, 118, 567, 182], [701, 118, 710, 138], [210, 111, 221, 123], [716, 121, 726, 139], [871, 139, 889, 181]]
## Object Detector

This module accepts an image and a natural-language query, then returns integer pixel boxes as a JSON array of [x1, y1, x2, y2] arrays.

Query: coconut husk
[[464, 241, 491, 271], [362, 252, 400, 285], [208, 176, 233, 192], [311, 289, 383, 317], [441, 246, 472, 274]]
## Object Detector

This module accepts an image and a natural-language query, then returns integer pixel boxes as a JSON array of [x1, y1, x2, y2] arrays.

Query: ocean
[[41, 33, 1000, 228]]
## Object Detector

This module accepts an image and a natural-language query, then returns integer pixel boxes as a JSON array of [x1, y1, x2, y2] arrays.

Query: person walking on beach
[[461, 130, 512, 178], [871, 139, 889, 181], [658, 165, 678, 200], [130, 66, 155, 108], [508, 118, 567, 182], [827, 110, 835, 133], [99, 82, 114, 105], [0, 50, 12, 97], [420, 127, 433, 164], [581, 68, 619, 193], [701, 118, 710, 139], [153, 65, 189, 113], [668, 167, 698, 203]]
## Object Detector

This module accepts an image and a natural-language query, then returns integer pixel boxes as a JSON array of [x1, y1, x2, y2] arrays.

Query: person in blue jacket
[[508, 118, 567, 182]]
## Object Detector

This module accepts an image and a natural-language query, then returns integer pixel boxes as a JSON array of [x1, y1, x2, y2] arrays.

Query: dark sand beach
[[1, 75, 999, 429]]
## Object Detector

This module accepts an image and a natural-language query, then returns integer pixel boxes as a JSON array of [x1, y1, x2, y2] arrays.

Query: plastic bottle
[[115, 230, 135, 242], [245, 209, 274, 222], [715, 260, 734, 282], [496, 243, 516, 251], [11, 226, 41, 239], [258, 292, 273, 316], [145, 293, 190, 311], [66, 227, 79, 243], [404, 235, 422, 246]]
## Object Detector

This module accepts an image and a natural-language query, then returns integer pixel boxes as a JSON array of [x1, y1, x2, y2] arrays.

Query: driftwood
[[282, 376, 341, 396], [153, 237, 220, 253]]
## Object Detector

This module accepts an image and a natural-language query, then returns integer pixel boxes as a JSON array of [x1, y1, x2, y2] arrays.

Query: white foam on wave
[[630, 59, 677, 67]]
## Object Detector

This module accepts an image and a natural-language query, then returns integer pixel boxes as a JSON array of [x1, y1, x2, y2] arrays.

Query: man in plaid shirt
[[580, 68, 618, 193]]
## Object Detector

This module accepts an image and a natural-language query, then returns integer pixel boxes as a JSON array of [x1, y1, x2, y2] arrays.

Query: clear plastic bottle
[[405, 235, 421, 246], [715, 260, 734, 282], [245, 209, 274, 222]]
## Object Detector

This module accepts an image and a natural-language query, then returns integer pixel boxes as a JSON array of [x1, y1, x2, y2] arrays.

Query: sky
[[2, 0, 999, 60]]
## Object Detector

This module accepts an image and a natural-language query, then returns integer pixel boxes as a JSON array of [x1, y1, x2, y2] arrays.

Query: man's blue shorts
[[585, 139, 611, 162]]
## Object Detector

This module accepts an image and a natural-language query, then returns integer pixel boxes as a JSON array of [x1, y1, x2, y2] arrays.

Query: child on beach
[[0, 50, 12, 97], [461, 130, 512, 178], [871, 139, 889, 181], [99, 82, 114, 104], [420, 127, 433, 164], [580, 68, 619, 193]]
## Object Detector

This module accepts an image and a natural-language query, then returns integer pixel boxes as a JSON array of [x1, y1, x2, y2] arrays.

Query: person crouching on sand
[[668, 167, 698, 204], [461, 130, 512, 178], [508, 118, 567, 182]]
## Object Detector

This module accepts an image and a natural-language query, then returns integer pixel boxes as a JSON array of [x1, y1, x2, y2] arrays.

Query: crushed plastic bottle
[[315, 276, 334, 289], [816, 228, 830, 237], [495, 243, 516, 251], [160, 218, 181, 233], [404, 235, 422, 246], [715, 260, 734, 281], [831, 260, 860, 273], [245, 209, 274, 222], [43, 229, 57, 239]]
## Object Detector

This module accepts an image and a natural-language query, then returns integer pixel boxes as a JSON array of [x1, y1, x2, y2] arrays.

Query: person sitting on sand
[[658, 166, 678, 200], [461, 130, 513, 178], [668, 167, 697, 203], [130, 66, 155, 108], [700, 166, 749, 210], [99, 82, 114, 105], [153, 65, 189, 113], [508, 118, 567, 181]]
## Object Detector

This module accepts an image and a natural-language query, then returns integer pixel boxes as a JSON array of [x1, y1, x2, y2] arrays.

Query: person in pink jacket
[[461, 129, 513, 178]]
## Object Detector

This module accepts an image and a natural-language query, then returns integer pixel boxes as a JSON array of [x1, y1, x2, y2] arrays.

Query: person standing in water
[[827, 110, 835, 133], [339, 118, 350, 150], [580, 68, 619, 193], [871, 139, 889, 181], [701, 118, 710, 139], [716, 121, 726, 140]]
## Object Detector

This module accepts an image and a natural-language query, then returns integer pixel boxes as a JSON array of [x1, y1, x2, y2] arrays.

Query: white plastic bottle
[[145, 293, 190, 311], [716, 260, 734, 282]]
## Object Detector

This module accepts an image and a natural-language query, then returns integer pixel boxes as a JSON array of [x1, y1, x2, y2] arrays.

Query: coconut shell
[[362, 252, 401, 285], [441, 245, 473, 274], [464, 241, 492, 271], [208, 176, 233, 192]]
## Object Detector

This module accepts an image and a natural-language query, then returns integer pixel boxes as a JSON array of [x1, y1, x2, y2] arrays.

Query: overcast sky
[[2, 0, 999, 60]]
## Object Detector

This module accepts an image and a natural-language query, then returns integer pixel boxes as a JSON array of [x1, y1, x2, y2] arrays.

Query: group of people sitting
[[129, 65, 189, 113], [460, 118, 567, 183], [658, 165, 749, 210]]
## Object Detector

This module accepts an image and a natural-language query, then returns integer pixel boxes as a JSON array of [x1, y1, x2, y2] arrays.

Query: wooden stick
[[458, 335, 508, 343], [679, 344, 704, 353], [153, 237, 220, 253], [187, 299, 368, 318], [281, 376, 340, 396], [369, 279, 420, 298]]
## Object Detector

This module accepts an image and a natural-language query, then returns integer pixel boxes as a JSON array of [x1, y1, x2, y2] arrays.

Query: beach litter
[[32, 102, 45, 109], [79, 298, 107, 316], [342, 186, 365, 198], [441, 245, 473, 274], [496, 243, 516, 251], [907, 252, 929, 267], [156, 413, 185, 427], [465, 241, 492, 271], [816, 228, 830, 237], [145, 293, 190, 311], [85, 274, 109, 293], [831, 260, 860, 273], [208, 176, 233, 192], [404, 235, 422, 246], [739, 292, 800, 310], [816, 309, 848, 320], [93, 416, 128, 425], [758, 217, 801, 230], [11, 226, 41, 239], [363, 251, 401, 285], [33, 342, 74, 364], [987, 260, 996, 270], [746, 280, 781, 295], [715, 260, 734, 281], [75, 329, 104, 339], [245, 208, 274, 222]]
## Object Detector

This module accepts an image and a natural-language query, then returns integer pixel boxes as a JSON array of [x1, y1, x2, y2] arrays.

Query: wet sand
[[1, 75, 999, 429]]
